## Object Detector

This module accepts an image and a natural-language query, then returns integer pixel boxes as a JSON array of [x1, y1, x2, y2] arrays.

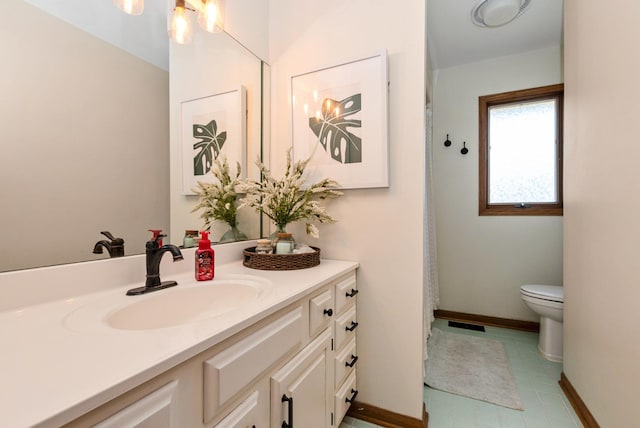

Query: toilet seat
[[520, 285, 563, 303]]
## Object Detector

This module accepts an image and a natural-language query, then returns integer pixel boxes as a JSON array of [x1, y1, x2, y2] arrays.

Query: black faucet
[[93, 231, 125, 258], [126, 234, 184, 296]]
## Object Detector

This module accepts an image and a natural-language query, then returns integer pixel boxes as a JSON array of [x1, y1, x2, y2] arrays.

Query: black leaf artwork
[[308, 94, 362, 164], [193, 120, 227, 176]]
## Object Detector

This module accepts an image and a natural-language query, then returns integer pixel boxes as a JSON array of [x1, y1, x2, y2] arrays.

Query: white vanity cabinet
[[64, 269, 357, 428]]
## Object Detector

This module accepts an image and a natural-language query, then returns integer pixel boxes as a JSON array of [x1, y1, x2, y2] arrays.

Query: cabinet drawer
[[203, 308, 303, 423], [334, 372, 357, 425], [334, 338, 357, 389], [94, 381, 178, 428], [335, 274, 357, 315], [309, 288, 333, 337], [213, 391, 259, 428], [334, 305, 357, 351]]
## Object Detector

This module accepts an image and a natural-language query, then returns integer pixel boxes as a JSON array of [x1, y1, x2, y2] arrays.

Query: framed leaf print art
[[291, 51, 389, 189], [181, 86, 246, 194]]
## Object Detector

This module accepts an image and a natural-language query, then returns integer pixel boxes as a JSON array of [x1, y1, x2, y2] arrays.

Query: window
[[479, 84, 564, 216]]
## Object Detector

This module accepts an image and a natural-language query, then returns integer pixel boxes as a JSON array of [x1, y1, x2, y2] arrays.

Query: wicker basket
[[243, 246, 321, 270]]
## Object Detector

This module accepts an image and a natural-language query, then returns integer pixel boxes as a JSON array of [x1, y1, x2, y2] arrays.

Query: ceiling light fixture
[[114, 0, 223, 44], [471, 0, 531, 28]]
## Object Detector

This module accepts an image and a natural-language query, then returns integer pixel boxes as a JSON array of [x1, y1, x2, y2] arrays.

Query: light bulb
[[113, 0, 144, 15], [198, 0, 222, 33], [169, 2, 193, 45]]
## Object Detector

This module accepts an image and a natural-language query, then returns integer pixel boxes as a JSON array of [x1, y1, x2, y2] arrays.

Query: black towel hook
[[461, 142, 469, 155], [444, 134, 452, 147]]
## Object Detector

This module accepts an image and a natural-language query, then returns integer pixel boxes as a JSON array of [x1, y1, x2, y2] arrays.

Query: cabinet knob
[[346, 289, 359, 298], [281, 394, 293, 428], [345, 355, 359, 368], [345, 388, 359, 403], [345, 321, 359, 332], [323, 308, 333, 317]]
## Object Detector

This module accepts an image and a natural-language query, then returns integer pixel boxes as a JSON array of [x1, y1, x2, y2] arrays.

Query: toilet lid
[[520, 284, 564, 302]]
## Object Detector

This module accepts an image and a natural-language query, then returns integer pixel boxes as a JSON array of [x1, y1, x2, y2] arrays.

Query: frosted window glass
[[488, 99, 558, 204]]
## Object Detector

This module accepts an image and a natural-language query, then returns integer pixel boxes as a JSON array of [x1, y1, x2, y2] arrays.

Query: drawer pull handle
[[345, 388, 359, 403], [281, 394, 293, 428], [323, 308, 333, 317], [345, 321, 359, 332], [346, 289, 359, 298], [345, 355, 359, 368]]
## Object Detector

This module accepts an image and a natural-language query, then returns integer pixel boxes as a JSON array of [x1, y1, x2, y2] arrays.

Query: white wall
[[564, 0, 640, 425], [432, 46, 564, 321], [1, 2, 169, 271], [269, 0, 426, 419]]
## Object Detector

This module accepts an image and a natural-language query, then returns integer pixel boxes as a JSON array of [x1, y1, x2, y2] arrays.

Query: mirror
[[1, 1, 267, 272]]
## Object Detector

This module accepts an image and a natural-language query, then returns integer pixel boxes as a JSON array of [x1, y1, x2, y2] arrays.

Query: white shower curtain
[[423, 106, 440, 368]]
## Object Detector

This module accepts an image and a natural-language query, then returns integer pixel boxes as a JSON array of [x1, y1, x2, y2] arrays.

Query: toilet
[[520, 284, 564, 362]]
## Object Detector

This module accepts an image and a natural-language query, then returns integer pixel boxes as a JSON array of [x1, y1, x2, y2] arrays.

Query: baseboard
[[346, 401, 428, 428], [559, 372, 600, 428], [434, 309, 539, 333]]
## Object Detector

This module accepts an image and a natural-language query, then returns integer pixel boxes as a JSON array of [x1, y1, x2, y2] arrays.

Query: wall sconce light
[[168, 0, 193, 45], [198, 0, 223, 33], [113, 0, 144, 16], [115, 0, 223, 44]]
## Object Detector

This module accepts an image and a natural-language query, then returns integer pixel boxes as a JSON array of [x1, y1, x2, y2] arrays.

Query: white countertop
[[0, 258, 358, 428]]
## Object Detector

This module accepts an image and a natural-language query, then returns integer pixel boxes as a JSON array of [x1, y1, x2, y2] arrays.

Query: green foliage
[[240, 149, 343, 238], [191, 156, 241, 230]]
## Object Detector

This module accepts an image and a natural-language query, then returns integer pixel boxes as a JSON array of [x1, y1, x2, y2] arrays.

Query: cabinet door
[[213, 391, 260, 428], [270, 328, 333, 428], [94, 381, 178, 428]]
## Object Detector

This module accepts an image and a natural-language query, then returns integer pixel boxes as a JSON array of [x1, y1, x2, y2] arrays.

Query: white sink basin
[[108, 282, 261, 330], [63, 275, 272, 332]]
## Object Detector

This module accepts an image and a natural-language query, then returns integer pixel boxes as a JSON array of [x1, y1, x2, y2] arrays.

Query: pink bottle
[[195, 231, 214, 281]]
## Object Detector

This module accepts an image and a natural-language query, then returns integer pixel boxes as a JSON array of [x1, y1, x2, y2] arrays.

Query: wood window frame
[[479, 84, 564, 216]]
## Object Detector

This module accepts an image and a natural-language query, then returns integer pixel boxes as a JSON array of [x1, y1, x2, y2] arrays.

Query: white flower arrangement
[[239, 149, 343, 238], [191, 156, 243, 231]]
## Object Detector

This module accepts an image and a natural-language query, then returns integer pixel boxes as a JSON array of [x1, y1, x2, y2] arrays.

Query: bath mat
[[425, 328, 523, 410]]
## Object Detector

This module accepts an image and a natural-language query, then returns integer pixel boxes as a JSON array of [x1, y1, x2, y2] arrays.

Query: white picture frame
[[181, 86, 246, 195], [290, 51, 389, 189]]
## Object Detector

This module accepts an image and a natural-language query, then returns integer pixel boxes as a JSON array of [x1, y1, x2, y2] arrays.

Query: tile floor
[[340, 416, 382, 427], [340, 318, 582, 428]]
